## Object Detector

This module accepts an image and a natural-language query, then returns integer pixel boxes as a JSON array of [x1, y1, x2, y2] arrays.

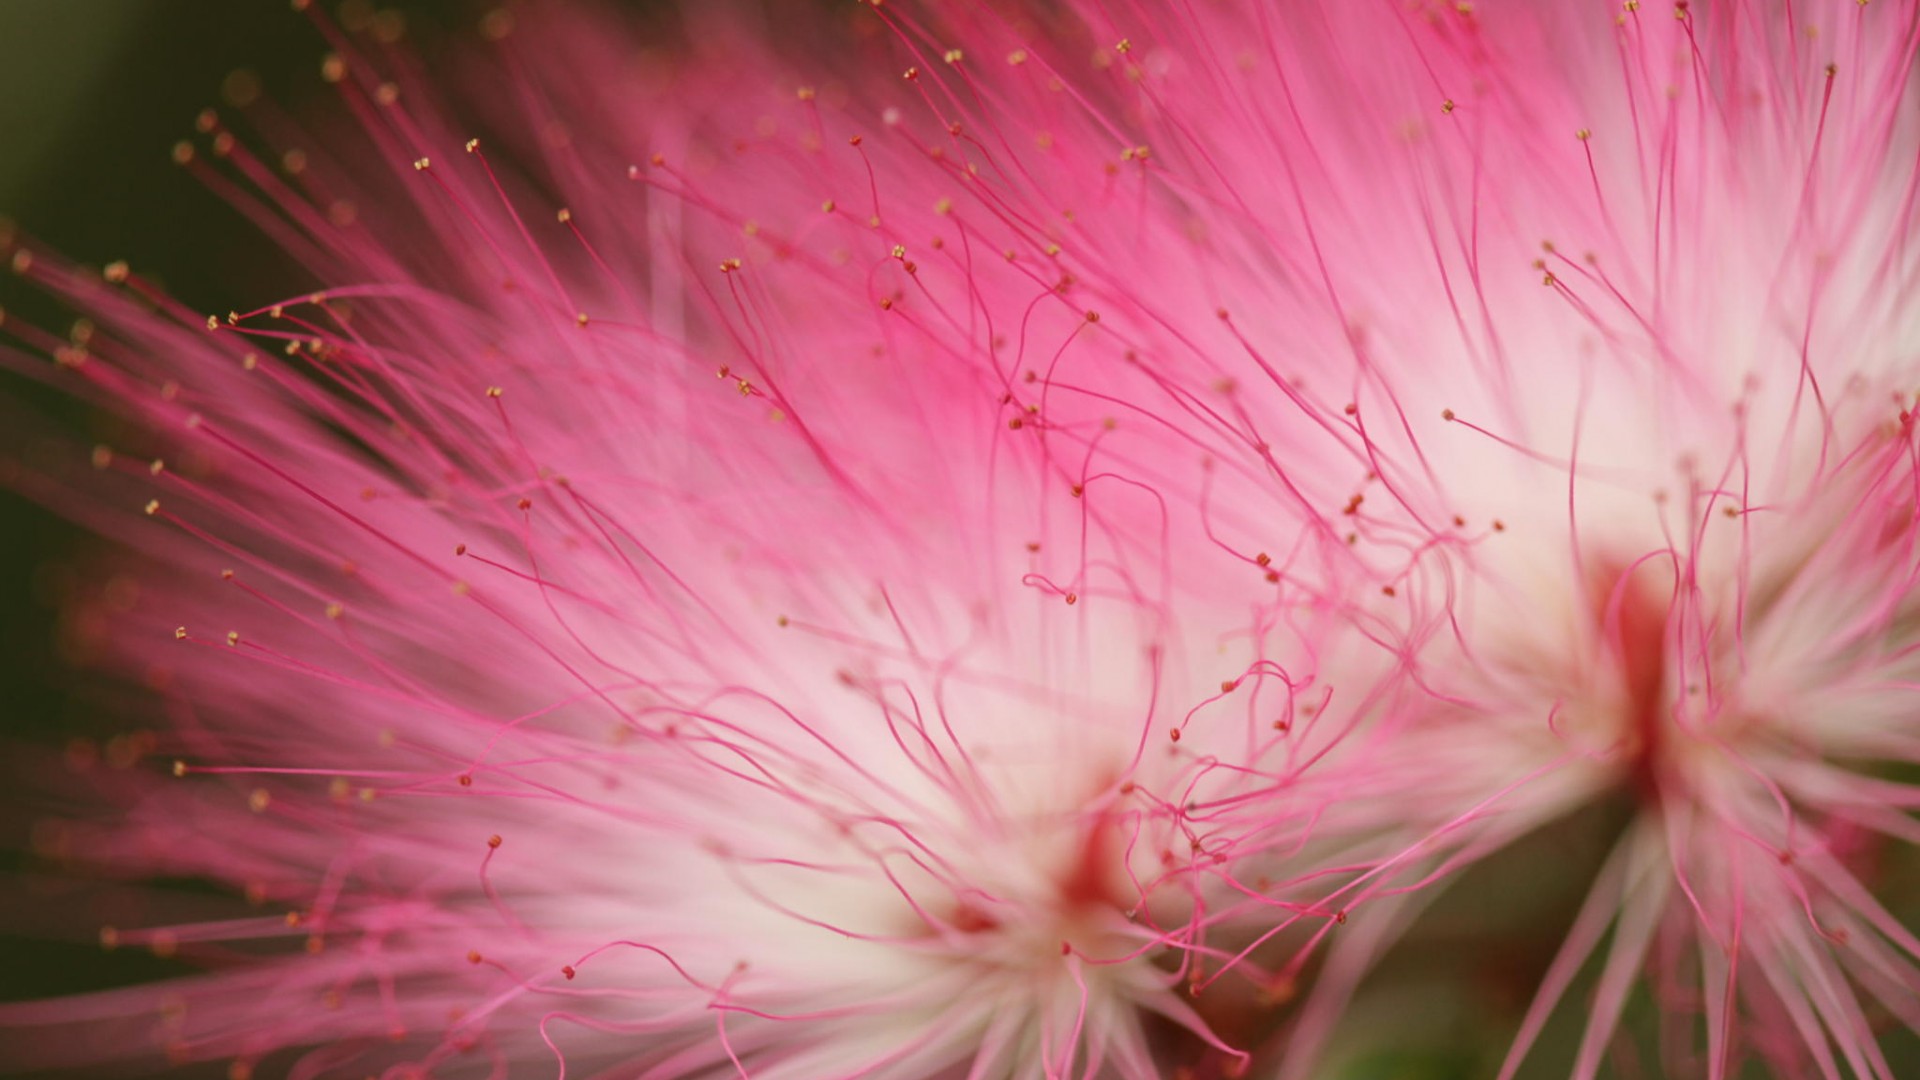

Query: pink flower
[[2, 3, 1402, 1077], [1219, 2, 1920, 1077], [5, 1, 1919, 1078]]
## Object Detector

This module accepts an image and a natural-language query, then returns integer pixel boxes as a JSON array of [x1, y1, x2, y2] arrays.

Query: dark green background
[[0, 0, 477, 1020]]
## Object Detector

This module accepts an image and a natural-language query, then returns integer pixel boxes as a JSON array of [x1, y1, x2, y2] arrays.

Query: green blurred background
[[0, 0, 474, 1019]]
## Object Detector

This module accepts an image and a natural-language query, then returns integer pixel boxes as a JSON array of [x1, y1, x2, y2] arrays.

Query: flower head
[[1234, 1, 1920, 1075], [1, 3, 1407, 1076]]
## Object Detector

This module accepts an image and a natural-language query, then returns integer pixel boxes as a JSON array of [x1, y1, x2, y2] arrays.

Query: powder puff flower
[[1, 3, 1419, 1077], [1218, 2, 1920, 1077], [7, 0, 1920, 1077]]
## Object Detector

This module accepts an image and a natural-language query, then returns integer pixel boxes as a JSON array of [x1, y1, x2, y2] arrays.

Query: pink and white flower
[[4, 0, 1919, 1077]]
